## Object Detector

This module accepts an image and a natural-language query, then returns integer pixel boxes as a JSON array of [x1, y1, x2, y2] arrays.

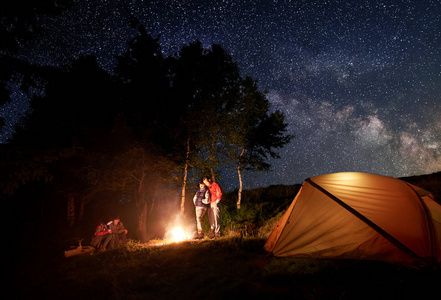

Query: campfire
[[170, 226, 192, 242], [159, 214, 194, 244]]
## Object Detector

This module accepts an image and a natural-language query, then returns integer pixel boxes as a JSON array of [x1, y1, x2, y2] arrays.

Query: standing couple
[[193, 176, 223, 239]]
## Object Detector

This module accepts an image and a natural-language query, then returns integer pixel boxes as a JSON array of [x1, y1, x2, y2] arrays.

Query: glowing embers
[[170, 226, 191, 242], [150, 214, 194, 245]]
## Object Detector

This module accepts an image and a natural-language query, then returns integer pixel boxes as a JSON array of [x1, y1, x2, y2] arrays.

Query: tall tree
[[166, 41, 206, 214], [113, 18, 168, 140], [198, 44, 241, 181], [225, 76, 293, 209], [12, 55, 119, 148], [7, 55, 121, 227], [167, 41, 241, 212], [84, 138, 175, 242], [112, 21, 182, 233]]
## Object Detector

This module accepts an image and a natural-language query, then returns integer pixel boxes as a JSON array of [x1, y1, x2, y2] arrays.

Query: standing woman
[[203, 177, 223, 238], [192, 181, 210, 239]]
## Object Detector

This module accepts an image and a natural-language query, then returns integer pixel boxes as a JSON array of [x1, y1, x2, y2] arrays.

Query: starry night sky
[[1, 0, 441, 191]]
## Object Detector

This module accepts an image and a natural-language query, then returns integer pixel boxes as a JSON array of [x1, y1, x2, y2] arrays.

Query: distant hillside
[[223, 184, 301, 207], [400, 171, 441, 204]]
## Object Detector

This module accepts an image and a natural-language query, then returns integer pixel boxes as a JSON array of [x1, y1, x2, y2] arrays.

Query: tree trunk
[[181, 137, 190, 214], [78, 196, 84, 221], [67, 195, 75, 227], [150, 195, 155, 215], [136, 175, 148, 242], [137, 201, 148, 242], [210, 134, 216, 181], [210, 168, 216, 182], [237, 148, 245, 209]]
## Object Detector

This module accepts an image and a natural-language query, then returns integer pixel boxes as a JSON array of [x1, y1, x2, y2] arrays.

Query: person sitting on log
[[90, 220, 113, 251], [107, 216, 128, 248]]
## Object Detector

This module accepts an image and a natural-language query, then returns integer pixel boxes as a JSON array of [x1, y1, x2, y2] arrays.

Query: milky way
[[1, 0, 441, 190]]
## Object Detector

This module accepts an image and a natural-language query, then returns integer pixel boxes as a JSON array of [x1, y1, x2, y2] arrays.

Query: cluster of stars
[[2, 0, 441, 191]]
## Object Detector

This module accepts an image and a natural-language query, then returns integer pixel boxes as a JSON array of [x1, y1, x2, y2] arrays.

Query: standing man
[[203, 177, 223, 238]]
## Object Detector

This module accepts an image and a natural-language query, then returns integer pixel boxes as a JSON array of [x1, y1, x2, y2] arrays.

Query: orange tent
[[264, 172, 441, 265]]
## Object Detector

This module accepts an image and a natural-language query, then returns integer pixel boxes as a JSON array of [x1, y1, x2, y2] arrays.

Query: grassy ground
[[8, 235, 441, 300], [6, 178, 441, 299]]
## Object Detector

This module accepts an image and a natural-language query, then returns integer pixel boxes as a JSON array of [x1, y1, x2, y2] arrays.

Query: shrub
[[220, 184, 300, 237]]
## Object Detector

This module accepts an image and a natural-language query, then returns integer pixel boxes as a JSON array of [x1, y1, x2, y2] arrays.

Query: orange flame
[[169, 226, 192, 243]]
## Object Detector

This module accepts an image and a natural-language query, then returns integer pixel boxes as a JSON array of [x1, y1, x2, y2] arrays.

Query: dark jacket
[[108, 221, 126, 234], [193, 187, 210, 207]]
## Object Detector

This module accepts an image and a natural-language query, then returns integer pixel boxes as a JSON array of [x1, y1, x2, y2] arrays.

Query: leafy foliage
[[220, 184, 300, 236]]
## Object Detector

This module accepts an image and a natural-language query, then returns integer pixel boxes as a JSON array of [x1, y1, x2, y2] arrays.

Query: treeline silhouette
[[1, 5, 291, 247]]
